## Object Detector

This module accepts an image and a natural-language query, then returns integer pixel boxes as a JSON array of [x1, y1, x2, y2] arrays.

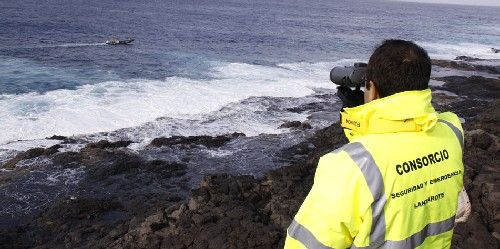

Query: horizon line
[[389, 0, 500, 8]]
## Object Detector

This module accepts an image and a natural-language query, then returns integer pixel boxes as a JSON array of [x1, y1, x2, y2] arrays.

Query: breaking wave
[[418, 41, 500, 60], [0, 60, 357, 147]]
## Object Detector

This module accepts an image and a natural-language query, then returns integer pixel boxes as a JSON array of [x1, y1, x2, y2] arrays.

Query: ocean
[[1, 0, 499, 150], [0, 0, 499, 226]]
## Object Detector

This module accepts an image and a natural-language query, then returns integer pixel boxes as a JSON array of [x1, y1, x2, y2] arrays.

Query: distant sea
[[1, 0, 499, 151]]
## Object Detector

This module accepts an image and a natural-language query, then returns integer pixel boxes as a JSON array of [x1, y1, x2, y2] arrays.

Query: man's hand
[[336, 85, 364, 108]]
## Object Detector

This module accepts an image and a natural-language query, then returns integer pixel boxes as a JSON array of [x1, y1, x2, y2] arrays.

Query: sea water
[[1, 0, 499, 150]]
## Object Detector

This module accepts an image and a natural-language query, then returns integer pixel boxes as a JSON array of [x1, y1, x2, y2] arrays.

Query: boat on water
[[106, 38, 134, 45]]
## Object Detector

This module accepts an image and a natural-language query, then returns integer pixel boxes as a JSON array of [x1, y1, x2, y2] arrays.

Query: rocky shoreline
[[1, 58, 499, 248]]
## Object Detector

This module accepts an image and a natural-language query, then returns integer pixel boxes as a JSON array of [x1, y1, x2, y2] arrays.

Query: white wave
[[109, 93, 327, 150], [433, 90, 458, 97], [418, 41, 500, 60], [57, 43, 106, 47], [0, 139, 60, 152], [34, 43, 107, 48], [0, 60, 348, 147], [429, 79, 445, 87]]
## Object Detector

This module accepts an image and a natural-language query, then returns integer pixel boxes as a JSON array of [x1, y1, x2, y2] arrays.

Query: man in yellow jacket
[[285, 40, 464, 249]]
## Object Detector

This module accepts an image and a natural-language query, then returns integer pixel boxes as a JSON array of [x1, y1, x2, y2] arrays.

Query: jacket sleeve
[[284, 152, 373, 249]]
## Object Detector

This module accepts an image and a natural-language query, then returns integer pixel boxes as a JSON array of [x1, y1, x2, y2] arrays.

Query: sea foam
[[0, 60, 357, 147], [419, 41, 500, 61]]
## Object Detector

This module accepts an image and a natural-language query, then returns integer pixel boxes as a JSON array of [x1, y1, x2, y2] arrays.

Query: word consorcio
[[395, 149, 449, 175]]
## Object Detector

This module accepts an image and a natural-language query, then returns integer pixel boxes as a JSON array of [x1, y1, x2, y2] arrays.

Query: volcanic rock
[[46, 135, 68, 140], [451, 100, 500, 249], [454, 56, 486, 62], [83, 140, 133, 150], [278, 121, 312, 129], [432, 59, 500, 75], [434, 76, 500, 100], [2, 145, 61, 169], [149, 133, 245, 148]]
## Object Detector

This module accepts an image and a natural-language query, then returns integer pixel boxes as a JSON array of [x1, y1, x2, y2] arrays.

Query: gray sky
[[397, 0, 500, 7]]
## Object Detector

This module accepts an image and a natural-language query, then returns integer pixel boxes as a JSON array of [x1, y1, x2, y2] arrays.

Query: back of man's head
[[366, 39, 431, 98]]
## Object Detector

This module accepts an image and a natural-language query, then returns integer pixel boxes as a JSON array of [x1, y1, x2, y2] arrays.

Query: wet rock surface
[[100, 122, 348, 249], [2, 145, 61, 169], [434, 76, 500, 100], [46, 135, 78, 144], [431, 75, 499, 120], [451, 100, 500, 249], [150, 133, 246, 148], [278, 120, 312, 130], [83, 140, 133, 150], [432, 59, 500, 75], [0, 59, 499, 248]]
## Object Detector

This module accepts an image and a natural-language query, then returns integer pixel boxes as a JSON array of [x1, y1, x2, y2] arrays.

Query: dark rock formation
[[150, 133, 245, 148], [83, 140, 133, 150], [1, 198, 124, 248], [46, 135, 78, 144], [278, 121, 312, 130], [46, 135, 68, 140], [431, 76, 500, 120], [451, 100, 500, 249], [2, 145, 61, 169], [99, 122, 348, 249], [454, 56, 485, 62], [432, 59, 500, 75], [0, 143, 190, 247], [434, 76, 500, 100]]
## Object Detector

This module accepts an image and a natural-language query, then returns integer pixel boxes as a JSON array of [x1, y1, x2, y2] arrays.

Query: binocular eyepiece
[[330, 62, 367, 87]]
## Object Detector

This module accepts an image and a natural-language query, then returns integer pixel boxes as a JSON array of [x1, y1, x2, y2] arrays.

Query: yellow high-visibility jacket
[[285, 89, 464, 249]]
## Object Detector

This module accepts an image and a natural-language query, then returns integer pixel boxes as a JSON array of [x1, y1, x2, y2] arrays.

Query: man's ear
[[364, 80, 379, 103]]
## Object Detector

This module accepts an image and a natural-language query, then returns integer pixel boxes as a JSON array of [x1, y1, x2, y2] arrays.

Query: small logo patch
[[346, 119, 360, 127]]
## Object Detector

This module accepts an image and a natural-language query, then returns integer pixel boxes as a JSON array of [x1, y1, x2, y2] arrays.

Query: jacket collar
[[340, 89, 437, 141]]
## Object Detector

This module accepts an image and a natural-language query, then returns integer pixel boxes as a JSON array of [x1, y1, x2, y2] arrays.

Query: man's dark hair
[[366, 39, 431, 98]]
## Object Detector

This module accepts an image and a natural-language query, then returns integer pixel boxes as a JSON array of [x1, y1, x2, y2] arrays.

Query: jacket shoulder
[[314, 143, 375, 218], [317, 142, 376, 188], [438, 112, 463, 130]]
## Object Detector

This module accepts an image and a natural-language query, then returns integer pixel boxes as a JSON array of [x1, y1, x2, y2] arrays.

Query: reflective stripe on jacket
[[285, 89, 464, 249]]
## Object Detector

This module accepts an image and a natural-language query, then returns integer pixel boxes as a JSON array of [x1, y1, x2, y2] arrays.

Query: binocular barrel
[[330, 63, 367, 87]]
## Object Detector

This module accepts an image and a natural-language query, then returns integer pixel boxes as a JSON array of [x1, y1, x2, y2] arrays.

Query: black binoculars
[[330, 62, 367, 87], [330, 63, 367, 108]]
